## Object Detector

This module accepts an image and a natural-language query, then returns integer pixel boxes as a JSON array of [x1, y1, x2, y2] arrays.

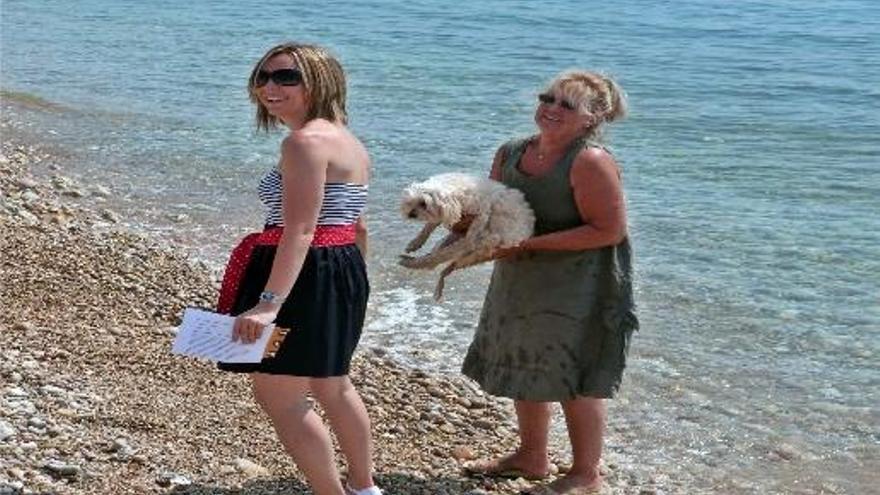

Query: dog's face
[[400, 175, 466, 226], [400, 186, 443, 223]]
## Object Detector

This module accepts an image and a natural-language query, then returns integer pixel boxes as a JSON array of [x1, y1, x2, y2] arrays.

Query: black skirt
[[218, 243, 369, 377]]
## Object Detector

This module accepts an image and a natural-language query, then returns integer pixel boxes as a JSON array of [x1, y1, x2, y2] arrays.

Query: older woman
[[462, 71, 638, 495], [216, 43, 380, 495]]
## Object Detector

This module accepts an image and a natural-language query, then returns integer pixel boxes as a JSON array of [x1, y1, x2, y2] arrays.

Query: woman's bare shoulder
[[573, 146, 618, 175]]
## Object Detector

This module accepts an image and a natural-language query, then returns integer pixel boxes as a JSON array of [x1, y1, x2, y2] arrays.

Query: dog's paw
[[399, 255, 438, 270], [433, 279, 446, 302], [404, 240, 422, 253], [398, 254, 421, 269]]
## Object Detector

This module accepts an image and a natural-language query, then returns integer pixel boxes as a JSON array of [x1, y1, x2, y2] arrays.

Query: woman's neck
[[282, 117, 307, 130]]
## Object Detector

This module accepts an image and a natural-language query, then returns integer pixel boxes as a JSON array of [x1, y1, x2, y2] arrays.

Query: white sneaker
[[347, 485, 382, 495]]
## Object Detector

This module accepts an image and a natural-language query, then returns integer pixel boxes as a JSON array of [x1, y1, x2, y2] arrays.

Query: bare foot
[[463, 452, 554, 481], [525, 471, 604, 494]]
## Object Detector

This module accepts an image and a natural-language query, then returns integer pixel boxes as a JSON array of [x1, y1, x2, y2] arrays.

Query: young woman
[[217, 42, 380, 495]]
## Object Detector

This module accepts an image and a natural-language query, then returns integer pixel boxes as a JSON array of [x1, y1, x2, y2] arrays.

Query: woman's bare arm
[[521, 147, 627, 251]]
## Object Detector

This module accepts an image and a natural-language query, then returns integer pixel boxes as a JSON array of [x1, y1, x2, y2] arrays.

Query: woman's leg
[[467, 400, 553, 477], [252, 373, 346, 495], [310, 376, 375, 490], [514, 400, 554, 469], [546, 397, 605, 492]]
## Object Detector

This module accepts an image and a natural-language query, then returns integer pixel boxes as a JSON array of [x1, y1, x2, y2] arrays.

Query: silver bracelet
[[258, 290, 286, 305]]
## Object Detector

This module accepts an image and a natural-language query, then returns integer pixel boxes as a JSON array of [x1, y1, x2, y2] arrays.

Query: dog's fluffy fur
[[399, 172, 535, 300]]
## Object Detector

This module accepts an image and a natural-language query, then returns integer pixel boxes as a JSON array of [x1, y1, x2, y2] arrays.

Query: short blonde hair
[[248, 42, 348, 131], [544, 70, 627, 138]]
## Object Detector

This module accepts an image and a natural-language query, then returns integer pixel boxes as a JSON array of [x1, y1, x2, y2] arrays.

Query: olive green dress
[[461, 136, 638, 401]]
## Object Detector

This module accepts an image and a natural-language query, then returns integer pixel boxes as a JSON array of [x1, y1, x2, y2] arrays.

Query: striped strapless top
[[258, 168, 367, 227]]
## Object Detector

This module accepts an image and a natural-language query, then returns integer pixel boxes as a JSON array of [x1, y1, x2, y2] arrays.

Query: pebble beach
[[0, 133, 677, 495]]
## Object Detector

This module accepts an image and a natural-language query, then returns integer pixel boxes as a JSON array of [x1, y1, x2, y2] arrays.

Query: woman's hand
[[233, 303, 280, 344], [491, 242, 527, 260]]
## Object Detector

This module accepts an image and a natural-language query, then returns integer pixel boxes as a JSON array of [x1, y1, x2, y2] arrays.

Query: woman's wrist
[[253, 301, 283, 314], [258, 290, 286, 305]]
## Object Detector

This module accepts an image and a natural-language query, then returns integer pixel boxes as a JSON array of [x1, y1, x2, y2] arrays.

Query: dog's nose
[[408, 211, 418, 219]]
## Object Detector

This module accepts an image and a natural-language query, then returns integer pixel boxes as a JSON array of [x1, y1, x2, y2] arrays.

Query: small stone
[[15, 208, 39, 224], [19, 441, 37, 451], [16, 178, 39, 189], [108, 438, 131, 453], [156, 472, 192, 487], [0, 481, 24, 494], [427, 386, 446, 398], [27, 416, 46, 429], [234, 458, 269, 477], [109, 438, 135, 461], [473, 418, 495, 429], [39, 385, 66, 396], [12, 322, 35, 333], [44, 459, 81, 479], [61, 189, 85, 198], [771, 443, 801, 461], [100, 209, 120, 223], [4, 387, 27, 398], [0, 420, 15, 441], [92, 185, 112, 197], [451, 445, 476, 461]]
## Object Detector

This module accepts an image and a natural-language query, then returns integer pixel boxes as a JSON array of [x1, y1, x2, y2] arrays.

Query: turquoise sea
[[2, 1, 878, 493]]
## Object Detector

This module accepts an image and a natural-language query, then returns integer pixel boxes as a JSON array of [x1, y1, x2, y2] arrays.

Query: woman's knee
[[562, 396, 606, 417], [251, 373, 311, 414], [309, 376, 354, 405]]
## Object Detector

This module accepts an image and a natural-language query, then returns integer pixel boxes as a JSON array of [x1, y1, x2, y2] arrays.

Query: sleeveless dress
[[461, 136, 638, 400], [217, 169, 369, 377]]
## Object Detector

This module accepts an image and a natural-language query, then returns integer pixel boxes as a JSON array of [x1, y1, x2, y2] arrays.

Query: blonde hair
[[248, 42, 348, 131], [544, 70, 627, 138]]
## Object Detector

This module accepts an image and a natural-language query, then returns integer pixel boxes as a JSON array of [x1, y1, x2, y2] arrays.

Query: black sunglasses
[[255, 68, 303, 87], [538, 93, 577, 111]]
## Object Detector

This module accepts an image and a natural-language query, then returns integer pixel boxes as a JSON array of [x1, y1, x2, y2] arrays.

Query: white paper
[[171, 307, 274, 363]]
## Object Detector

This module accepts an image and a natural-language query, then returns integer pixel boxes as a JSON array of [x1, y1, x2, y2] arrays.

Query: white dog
[[399, 172, 535, 300]]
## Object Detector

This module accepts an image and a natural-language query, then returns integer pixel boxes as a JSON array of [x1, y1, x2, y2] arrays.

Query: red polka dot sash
[[216, 224, 356, 314]]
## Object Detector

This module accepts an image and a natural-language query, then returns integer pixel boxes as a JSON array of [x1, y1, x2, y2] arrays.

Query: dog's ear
[[400, 186, 422, 218], [422, 192, 440, 220]]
